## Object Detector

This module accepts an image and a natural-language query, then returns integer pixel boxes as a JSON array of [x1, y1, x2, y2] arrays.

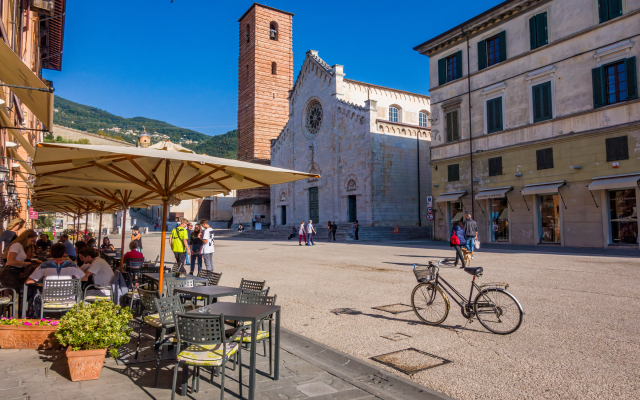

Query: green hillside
[[53, 96, 237, 159]]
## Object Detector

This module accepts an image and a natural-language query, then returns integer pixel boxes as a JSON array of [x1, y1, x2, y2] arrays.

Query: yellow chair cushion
[[0, 296, 11, 304], [144, 314, 162, 328], [177, 343, 238, 367], [85, 295, 111, 301], [125, 292, 140, 299], [234, 330, 269, 343], [43, 301, 76, 309]]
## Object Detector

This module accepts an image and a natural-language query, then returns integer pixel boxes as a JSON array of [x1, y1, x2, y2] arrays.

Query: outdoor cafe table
[[188, 302, 281, 400], [142, 273, 208, 287], [172, 285, 244, 305]]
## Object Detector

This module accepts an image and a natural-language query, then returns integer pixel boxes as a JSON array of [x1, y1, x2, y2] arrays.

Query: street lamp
[[6, 180, 17, 194], [0, 165, 9, 182], [10, 192, 18, 201]]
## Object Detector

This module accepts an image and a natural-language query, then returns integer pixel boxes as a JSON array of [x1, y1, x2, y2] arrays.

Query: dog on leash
[[461, 248, 472, 266]]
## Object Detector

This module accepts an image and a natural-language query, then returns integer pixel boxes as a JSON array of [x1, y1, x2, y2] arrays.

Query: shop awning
[[475, 187, 513, 200], [435, 191, 466, 203], [0, 40, 54, 130], [521, 181, 565, 196], [588, 173, 640, 191]]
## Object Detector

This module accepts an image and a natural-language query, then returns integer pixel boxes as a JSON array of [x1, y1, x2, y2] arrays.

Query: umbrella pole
[[120, 207, 127, 271], [85, 211, 89, 238], [158, 199, 168, 297], [97, 212, 103, 255]]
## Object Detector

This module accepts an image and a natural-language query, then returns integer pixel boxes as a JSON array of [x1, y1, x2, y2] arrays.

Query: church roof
[[343, 79, 430, 99]]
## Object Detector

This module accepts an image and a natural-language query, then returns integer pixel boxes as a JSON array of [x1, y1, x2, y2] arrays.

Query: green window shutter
[[546, 148, 554, 169], [532, 84, 542, 121], [477, 40, 486, 71], [536, 149, 545, 170], [608, 0, 622, 20], [537, 12, 548, 48], [529, 15, 537, 50], [626, 57, 637, 99], [495, 98, 503, 131], [498, 31, 507, 62], [598, 0, 608, 23], [618, 136, 629, 160], [452, 110, 459, 141], [448, 164, 459, 182], [455, 51, 463, 80], [487, 98, 495, 132], [496, 157, 502, 175], [438, 58, 446, 85], [605, 137, 617, 161], [541, 81, 552, 120], [446, 112, 453, 142], [592, 67, 606, 108]]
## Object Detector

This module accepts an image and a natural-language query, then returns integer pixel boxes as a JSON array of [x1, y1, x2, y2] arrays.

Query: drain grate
[[371, 348, 451, 374], [381, 333, 412, 341], [372, 303, 414, 314]]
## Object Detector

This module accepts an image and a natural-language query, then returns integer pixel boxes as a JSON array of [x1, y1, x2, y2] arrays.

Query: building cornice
[[375, 119, 431, 130], [238, 2, 294, 22], [344, 79, 430, 100]]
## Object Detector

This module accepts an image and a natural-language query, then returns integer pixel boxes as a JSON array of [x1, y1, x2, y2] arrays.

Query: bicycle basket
[[413, 266, 436, 283]]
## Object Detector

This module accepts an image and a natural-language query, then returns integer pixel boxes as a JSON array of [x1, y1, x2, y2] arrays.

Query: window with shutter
[[487, 35, 501, 67], [529, 13, 548, 50], [599, 0, 622, 23], [592, 66, 606, 108], [536, 148, 554, 170], [606, 136, 629, 162], [486, 97, 503, 133], [438, 58, 446, 85], [448, 164, 460, 182], [489, 157, 502, 176], [477, 40, 487, 71], [532, 81, 552, 122], [446, 110, 460, 143], [446, 54, 457, 82]]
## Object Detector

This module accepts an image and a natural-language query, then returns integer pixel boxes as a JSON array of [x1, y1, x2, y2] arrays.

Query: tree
[[34, 214, 56, 229]]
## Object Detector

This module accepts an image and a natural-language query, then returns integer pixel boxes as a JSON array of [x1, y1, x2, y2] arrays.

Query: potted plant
[[55, 301, 133, 381], [0, 317, 60, 349]]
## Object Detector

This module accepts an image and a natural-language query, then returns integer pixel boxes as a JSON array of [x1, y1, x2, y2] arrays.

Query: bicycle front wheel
[[474, 289, 523, 334], [411, 283, 449, 325]]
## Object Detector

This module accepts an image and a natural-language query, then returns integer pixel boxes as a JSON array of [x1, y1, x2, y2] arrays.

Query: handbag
[[450, 229, 460, 245], [474, 239, 481, 250]]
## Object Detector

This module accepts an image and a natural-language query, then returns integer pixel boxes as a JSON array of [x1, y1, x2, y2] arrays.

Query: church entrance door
[[309, 187, 319, 222], [281, 206, 287, 225], [348, 195, 357, 222]]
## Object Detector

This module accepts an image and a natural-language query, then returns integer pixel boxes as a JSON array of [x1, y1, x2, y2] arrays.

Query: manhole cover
[[381, 333, 412, 341], [371, 348, 451, 374], [372, 303, 414, 314]]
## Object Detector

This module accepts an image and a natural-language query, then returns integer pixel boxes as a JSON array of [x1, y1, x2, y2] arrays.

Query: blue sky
[[44, 0, 501, 136]]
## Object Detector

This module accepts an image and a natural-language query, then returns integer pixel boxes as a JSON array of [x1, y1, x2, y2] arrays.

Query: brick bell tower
[[234, 3, 293, 227]]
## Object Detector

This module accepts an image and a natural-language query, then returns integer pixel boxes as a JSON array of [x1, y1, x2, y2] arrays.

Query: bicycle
[[410, 259, 524, 335]]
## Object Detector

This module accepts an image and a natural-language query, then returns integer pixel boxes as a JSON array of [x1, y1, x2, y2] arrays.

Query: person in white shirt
[[200, 219, 215, 271], [298, 221, 306, 246], [78, 247, 115, 287], [306, 220, 316, 246]]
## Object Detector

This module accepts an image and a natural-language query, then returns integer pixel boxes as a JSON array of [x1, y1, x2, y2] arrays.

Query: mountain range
[[53, 96, 237, 159]]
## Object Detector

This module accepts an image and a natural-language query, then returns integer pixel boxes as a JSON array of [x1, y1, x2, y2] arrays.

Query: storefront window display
[[609, 189, 638, 244], [539, 194, 560, 243], [490, 198, 509, 242]]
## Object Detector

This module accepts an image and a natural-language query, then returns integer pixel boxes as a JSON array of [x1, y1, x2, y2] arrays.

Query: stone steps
[[346, 226, 432, 241], [223, 224, 431, 242]]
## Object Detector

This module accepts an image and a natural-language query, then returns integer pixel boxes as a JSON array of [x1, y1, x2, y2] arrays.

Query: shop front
[[475, 187, 513, 243], [589, 173, 640, 247], [434, 191, 466, 236], [521, 181, 566, 245]]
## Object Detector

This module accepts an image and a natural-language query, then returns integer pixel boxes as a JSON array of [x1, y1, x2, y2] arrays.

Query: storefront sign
[[28, 209, 38, 219], [476, 192, 507, 199]]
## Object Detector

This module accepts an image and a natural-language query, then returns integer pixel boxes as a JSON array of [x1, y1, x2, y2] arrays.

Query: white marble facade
[[270, 51, 432, 228]]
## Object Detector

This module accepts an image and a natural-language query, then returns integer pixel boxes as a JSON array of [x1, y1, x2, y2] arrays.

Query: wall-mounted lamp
[[572, 165, 582, 170], [473, 179, 480, 183], [515, 172, 523, 177], [433, 184, 440, 188]]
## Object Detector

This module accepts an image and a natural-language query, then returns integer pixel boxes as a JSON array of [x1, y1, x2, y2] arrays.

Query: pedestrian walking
[[327, 221, 332, 242], [131, 226, 142, 251], [353, 220, 360, 240], [154, 223, 158, 231], [200, 219, 215, 271], [298, 221, 306, 246], [306, 220, 316, 246], [170, 219, 190, 272], [190, 224, 204, 274], [185, 222, 194, 266], [331, 221, 337, 241], [451, 221, 467, 268], [463, 213, 478, 259]]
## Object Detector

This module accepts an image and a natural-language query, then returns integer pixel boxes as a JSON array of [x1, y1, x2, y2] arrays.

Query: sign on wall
[[28, 209, 38, 219], [426, 196, 433, 208], [426, 213, 434, 221]]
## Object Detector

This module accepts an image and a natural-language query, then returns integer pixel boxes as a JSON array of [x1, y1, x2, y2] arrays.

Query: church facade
[[270, 51, 432, 228]]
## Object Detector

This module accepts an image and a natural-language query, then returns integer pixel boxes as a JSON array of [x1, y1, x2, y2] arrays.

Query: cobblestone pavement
[[126, 236, 639, 400]]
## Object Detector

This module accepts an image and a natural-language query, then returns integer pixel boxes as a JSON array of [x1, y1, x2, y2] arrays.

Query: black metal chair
[[125, 257, 145, 268], [171, 313, 244, 400], [40, 278, 82, 319], [152, 295, 184, 387], [134, 288, 161, 360], [207, 272, 222, 286], [83, 284, 114, 303], [239, 278, 265, 292], [224, 288, 270, 331], [171, 263, 182, 274], [122, 271, 145, 313], [164, 277, 195, 309], [0, 283, 17, 318]]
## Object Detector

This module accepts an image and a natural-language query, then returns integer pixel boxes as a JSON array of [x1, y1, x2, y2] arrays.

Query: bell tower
[[234, 3, 293, 225]]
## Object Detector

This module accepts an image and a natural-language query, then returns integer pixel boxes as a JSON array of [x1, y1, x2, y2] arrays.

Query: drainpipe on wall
[[464, 29, 474, 216]]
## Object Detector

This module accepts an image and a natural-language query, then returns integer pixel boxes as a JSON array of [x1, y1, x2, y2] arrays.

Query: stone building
[[138, 131, 150, 148], [232, 3, 294, 227], [270, 51, 432, 228], [415, 0, 640, 249]]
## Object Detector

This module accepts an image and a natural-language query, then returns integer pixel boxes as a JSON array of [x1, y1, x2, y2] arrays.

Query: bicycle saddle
[[463, 267, 483, 276]]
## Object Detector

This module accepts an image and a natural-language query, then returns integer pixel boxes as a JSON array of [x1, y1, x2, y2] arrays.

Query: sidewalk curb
[[281, 328, 454, 400]]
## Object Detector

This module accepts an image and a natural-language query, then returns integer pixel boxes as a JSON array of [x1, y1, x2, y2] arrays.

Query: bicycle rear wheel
[[411, 283, 449, 325], [474, 288, 523, 334]]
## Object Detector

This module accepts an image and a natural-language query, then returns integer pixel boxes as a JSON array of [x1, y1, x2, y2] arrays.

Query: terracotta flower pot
[[0, 321, 60, 350], [65, 347, 106, 381]]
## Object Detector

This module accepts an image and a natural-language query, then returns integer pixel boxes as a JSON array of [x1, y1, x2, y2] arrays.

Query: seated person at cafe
[[26, 243, 85, 284], [101, 237, 115, 252], [1, 230, 41, 291], [78, 247, 115, 289], [36, 234, 53, 251], [123, 241, 144, 261], [74, 241, 88, 268], [85, 233, 96, 248], [58, 234, 77, 261]]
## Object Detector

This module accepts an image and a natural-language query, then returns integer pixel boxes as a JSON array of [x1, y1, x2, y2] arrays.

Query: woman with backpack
[[450, 221, 467, 268]]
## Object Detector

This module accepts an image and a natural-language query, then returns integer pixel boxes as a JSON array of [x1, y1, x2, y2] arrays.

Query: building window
[[448, 164, 459, 182], [536, 148, 554, 170], [488, 157, 502, 176], [419, 112, 429, 128], [539, 195, 561, 243], [389, 106, 399, 122], [446, 54, 457, 82], [491, 198, 509, 242], [246, 24, 250, 43], [305, 100, 323, 135], [271, 62, 277, 75], [606, 61, 628, 104], [270, 21, 278, 40], [598, 0, 622, 23], [438, 50, 462, 85], [609, 189, 637, 244], [486, 97, 503, 133], [592, 57, 637, 108], [606, 136, 629, 162], [532, 81, 552, 123], [487, 35, 501, 67], [478, 31, 506, 70], [529, 12, 548, 50], [445, 110, 460, 142]]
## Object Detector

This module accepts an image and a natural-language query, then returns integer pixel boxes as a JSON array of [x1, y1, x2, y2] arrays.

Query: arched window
[[272, 62, 277, 75], [270, 21, 278, 40], [246, 24, 250, 43], [389, 106, 399, 122], [419, 111, 429, 127]]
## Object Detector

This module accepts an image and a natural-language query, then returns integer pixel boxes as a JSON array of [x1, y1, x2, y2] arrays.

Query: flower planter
[[66, 347, 106, 381], [0, 320, 60, 350]]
